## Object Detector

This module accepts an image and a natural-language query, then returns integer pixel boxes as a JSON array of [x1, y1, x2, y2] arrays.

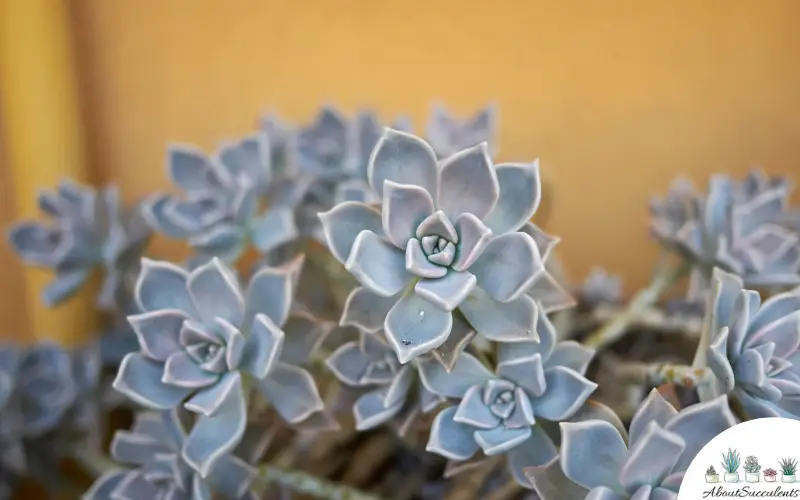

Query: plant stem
[[583, 260, 689, 350], [258, 465, 383, 500], [604, 356, 712, 388], [70, 446, 116, 477]]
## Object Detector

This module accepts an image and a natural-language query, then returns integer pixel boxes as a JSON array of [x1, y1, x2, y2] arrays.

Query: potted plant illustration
[[706, 465, 720, 483], [744, 455, 761, 483], [722, 449, 741, 483], [780, 458, 798, 483], [765, 468, 778, 483]]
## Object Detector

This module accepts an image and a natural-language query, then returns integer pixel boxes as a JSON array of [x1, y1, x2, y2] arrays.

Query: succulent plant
[[706, 465, 717, 476], [113, 256, 324, 476], [291, 107, 412, 243], [319, 128, 571, 363], [0, 346, 24, 497], [421, 311, 596, 487], [326, 330, 444, 432], [84, 410, 257, 500], [11, 342, 80, 436], [425, 103, 497, 158], [580, 268, 623, 306], [650, 172, 800, 301], [744, 455, 761, 473], [8, 179, 150, 310], [143, 136, 300, 263], [694, 267, 800, 419], [780, 457, 798, 475], [721, 449, 741, 474], [549, 389, 735, 499], [765, 468, 778, 477]]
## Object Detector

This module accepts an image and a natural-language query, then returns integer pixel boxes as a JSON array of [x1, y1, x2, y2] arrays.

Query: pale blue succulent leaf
[[483, 162, 541, 236], [618, 422, 685, 493], [436, 143, 498, 221], [135, 259, 198, 316], [84, 469, 130, 500], [628, 389, 678, 445], [560, 420, 627, 492], [318, 202, 384, 265], [384, 292, 453, 363], [474, 425, 532, 456], [418, 352, 493, 398], [368, 128, 439, 201], [258, 363, 323, 424], [664, 395, 736, 472], [128, 309, 188, 362], [545, 341, 595, 376], [113, 353, 192, 410], [245, 261, 297, 329], [340, 287, 398, 334], [453, 385, 500, 429], [426, 406, 479, 461], [182, 373, 247, 478], [530, 367, 597, 421], [470, 232, 543, 302], [381, 180, 435, 249], [326, 341, 371, 386], [460, 288, 539, 343], [240, 313, 284, 380], [506, 425, 557, 488], [110, 430, 172, 466], [353, 387, 405, 431], [250, 208, 298, 254], [186, 258, 245, 326], [345, 230, 411, 297], [42, 268, 91, 307], [414, 271, 477, 312]]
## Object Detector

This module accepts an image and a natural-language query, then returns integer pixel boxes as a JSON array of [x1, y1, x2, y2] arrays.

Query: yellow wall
[[4, 0, 800, 340]]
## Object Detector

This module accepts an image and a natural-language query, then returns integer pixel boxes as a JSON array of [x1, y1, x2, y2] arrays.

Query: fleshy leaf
[[182, 372, 247, 477], [384, 292, 453, 363], [560, 420, 627, 491], [345, 230, 411, 297], [426, 406, 480, 461], [113, 353, 192, 409], [258, 363, 324, 424], [437, 143, 499, 221]]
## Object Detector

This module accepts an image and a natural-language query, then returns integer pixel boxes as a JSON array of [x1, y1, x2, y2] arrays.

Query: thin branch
[[583, 260, 689, 350], [258, 465, 383, 500]]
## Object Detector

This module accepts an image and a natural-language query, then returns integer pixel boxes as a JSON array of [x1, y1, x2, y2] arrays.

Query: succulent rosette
[[421, 312, 597, 486], [113, 256, 324, 476], [8, 179, 150, 310], [319, 128, 554, 363], [580, 268, 623, 307], [0, 346, 24, 498], [143, 136, 300, 262], [694, 267, 800, 419], [13, 342, 80, 436], [291, 107, 412, 243], [84, 410, 257, 500], [540, 389, 735, 499], [651, 172, 800, 300], [425, 103, 497, 158], [326, 330, 444, 432]]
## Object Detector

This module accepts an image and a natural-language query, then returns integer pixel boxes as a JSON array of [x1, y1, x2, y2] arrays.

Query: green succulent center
[[420, 234, 456, 267], [494, 390, 514, 405], [203, 343, 221, 360]]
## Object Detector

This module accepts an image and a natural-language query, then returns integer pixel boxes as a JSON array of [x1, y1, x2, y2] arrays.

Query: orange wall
[[4, 0, 800, 341]]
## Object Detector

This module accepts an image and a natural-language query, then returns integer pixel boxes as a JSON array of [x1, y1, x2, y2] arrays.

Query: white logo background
[[679, 417, 800, 498]]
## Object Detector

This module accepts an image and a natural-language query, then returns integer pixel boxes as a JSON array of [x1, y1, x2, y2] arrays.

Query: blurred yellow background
[[2, 0, 800, 344]]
